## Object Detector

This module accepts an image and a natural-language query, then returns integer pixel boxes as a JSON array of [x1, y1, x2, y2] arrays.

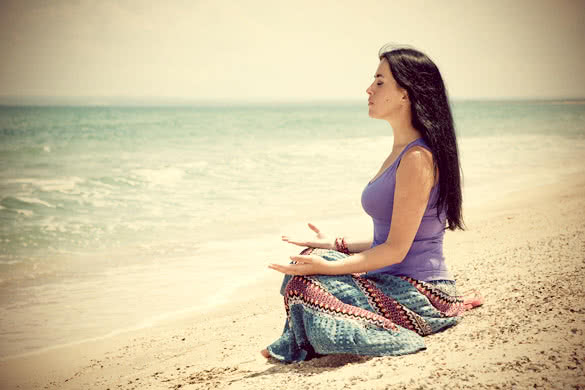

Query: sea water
[[1, 100, 584, 358]]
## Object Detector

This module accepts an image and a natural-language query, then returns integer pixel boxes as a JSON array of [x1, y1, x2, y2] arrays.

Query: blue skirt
[[266, 248, 465, 363]]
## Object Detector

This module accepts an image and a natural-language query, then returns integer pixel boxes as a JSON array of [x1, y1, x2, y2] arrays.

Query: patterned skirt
[[266, 248, 465, 363]]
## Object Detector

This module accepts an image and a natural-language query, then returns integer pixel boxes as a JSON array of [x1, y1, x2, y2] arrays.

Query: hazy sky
[[1, 0, 584, 102]]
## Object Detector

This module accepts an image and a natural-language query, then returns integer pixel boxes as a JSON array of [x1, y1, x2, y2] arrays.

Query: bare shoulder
[[396, 146, 435, 189], [398, 146, 434, 173]]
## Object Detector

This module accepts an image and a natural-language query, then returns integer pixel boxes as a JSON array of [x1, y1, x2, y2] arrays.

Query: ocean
[[1, 100, 584, 358]]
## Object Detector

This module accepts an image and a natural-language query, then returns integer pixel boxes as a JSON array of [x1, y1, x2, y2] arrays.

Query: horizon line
[[1, 96, 584, 107]]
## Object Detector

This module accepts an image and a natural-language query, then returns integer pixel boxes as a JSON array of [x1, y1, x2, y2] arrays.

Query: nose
[[366, 82, 374, 96], [366, 85, 373, 96]]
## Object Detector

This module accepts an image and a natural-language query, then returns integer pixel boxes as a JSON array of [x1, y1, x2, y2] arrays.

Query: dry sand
[[1, 173, 584, 390]]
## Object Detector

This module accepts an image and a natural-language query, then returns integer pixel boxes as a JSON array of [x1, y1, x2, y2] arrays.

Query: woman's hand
[[268, 254, 331, 275], [281, 223, 335, 250]]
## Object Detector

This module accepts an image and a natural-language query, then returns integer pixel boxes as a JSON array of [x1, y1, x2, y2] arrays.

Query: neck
[[387, 117, 421, 148], [385, 103, 421, 147]]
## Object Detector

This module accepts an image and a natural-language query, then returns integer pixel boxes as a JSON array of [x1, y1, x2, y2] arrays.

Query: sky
[[1, 0, 584, 103]]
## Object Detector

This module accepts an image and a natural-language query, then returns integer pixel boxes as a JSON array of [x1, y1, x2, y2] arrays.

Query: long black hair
[[379, 45, 464, 230]]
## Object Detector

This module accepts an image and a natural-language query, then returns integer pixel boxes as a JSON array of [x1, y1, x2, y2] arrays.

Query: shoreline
[[0, 210, 371, 361], [1, 172, 584, 389], [0, 258, 282, 362]]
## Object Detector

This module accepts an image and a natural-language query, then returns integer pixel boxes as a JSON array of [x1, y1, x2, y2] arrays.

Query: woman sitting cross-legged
[[262, 43, 482, 363]]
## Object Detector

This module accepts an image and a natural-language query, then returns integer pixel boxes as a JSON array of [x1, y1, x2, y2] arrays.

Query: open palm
[[281, 223, 334, 250]]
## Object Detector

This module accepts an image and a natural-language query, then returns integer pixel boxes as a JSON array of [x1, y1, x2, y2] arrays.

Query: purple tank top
[[360, 138, 453, 281]]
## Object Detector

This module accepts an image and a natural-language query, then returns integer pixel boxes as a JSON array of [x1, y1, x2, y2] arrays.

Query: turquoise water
[[0, 103, 377, 266], [2, 101, 584, 267], [1, 100, 584, 358]]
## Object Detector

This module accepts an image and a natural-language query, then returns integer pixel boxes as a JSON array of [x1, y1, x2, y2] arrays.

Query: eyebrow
[[374, 74, 384, 78]]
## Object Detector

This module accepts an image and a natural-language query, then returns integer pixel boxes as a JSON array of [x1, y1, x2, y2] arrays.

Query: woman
[[262, 44, 480, 363]]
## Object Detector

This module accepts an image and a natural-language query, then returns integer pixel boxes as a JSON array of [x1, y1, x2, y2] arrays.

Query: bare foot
[[260, 349, 271, 359], [462, 289, 484, 310]]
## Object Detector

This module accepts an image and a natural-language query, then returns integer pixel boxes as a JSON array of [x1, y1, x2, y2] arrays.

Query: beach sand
[[1, 173, 584, 390]]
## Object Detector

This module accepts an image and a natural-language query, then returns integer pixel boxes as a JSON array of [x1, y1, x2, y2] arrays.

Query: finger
[[289, 255, 314, 264], [308, 223, 320, 234], [282, 238, 308, 247], [268, 263, 299, 275]]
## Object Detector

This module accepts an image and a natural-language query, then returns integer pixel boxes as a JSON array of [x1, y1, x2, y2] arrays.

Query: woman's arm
[[344, 236, 373, 253], [269, 147, 434, 275]]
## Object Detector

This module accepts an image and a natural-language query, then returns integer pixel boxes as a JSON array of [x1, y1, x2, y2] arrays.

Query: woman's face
[[366, 57, 408, 121]]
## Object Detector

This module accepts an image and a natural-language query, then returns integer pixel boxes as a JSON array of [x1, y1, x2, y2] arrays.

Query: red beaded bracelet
[[334, 237, 350, 255]]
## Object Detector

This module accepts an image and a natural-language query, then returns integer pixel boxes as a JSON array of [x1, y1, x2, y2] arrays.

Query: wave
[[0, 196, 55, 211], [13, 197, 55, 208], [3, 177, 84, 194]]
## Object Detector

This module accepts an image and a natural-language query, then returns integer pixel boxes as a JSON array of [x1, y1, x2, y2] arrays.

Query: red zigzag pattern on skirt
[[284, 275, 399, 332], [352, 276, 434, 336], [400, 276, 466, 317], [283, 256, 466, 335]]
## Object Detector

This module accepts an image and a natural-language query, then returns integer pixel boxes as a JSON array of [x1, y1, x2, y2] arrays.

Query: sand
[[1, 173, 584, 390]]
